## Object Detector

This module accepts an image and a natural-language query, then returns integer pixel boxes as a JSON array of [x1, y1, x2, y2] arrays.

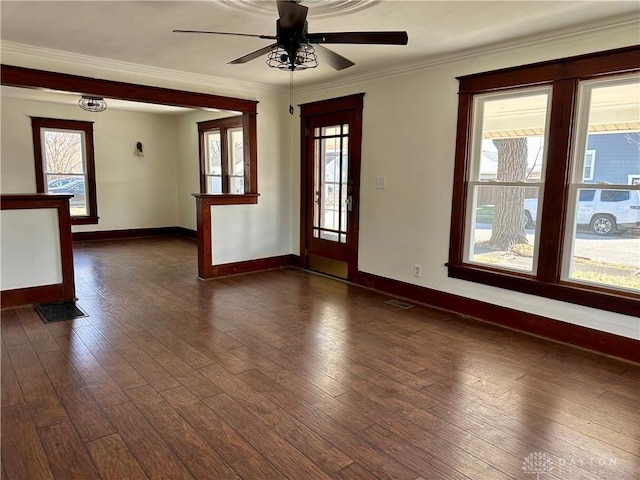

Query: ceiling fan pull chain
[[289, 69, 294, 115]]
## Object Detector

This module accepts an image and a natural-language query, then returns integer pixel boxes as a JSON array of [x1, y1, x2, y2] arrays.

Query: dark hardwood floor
[[2, 236, 638, 479]]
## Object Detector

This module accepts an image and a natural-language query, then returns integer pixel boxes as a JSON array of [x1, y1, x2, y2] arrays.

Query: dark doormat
[[34, 301, 88, 323]]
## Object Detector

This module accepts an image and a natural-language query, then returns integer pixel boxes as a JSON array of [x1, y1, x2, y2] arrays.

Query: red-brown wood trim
[[245, 113, 258, 195], [458, 45, 640, 93], [73, 227, 197, 242], [192, 193, 259, 205], [346, 107, 363, 281], [300, 93, 365, 117], [1, 194, 76, 306], [192, 193, 262, 278], [448, 92, 472, 266], [356, 271, 639, 363], [1, 284, 65, 309], [536, 78, 577, 282], [299, 114, 311, 269], [1, 65, 258, 114], [194, 196, 213, 279], [212, 255, 295, 277], [30, 117, 99, 225]]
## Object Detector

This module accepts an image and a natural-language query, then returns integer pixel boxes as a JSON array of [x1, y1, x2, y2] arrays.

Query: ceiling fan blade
[[314, 45, 355, 71], [276, 0, 308, 30], [173, 29, 276, 40], [307, 31, 408, 45], [229, 43, 278, 64]]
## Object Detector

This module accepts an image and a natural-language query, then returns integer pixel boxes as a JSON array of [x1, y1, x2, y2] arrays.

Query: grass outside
[[474, 243, 640, 291]]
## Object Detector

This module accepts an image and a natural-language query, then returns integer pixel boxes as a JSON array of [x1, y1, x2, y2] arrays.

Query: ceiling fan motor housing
[[276, 18, 309, 69]]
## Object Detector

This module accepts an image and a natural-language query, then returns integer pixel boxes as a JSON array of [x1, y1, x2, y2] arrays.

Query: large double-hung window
[[31, 117, 98, 225], [448, 46, 639, 316]]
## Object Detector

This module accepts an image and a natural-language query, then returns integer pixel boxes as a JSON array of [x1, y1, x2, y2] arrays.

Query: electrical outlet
[[414, 264, 421, 277]]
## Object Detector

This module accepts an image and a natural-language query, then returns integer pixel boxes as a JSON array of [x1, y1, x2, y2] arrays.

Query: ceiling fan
[[173, 0, 408, 71]]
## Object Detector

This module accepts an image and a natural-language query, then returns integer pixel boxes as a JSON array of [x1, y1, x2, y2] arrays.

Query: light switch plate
[[376, 176, 386, 190]]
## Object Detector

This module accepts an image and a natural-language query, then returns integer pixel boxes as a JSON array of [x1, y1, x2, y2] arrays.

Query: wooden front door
[[300, 94, 363, 280]]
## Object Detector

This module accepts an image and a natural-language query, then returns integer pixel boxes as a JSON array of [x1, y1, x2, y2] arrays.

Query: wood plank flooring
[[2, 236, 638, 479]]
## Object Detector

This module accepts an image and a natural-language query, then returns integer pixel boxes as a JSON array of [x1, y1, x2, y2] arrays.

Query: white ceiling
[[1, 0, 639, 91]]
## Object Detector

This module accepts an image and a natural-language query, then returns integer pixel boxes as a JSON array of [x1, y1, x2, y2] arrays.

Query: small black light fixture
[[78, 96, 107, 112], [135, 141, 144, 156]]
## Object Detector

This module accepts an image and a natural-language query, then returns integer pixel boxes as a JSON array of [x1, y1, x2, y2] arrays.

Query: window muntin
[[464, 88, 551, 273], [198, 116, 245, 194], [563, 75, 640, 293], [31, 117, 98, 225]]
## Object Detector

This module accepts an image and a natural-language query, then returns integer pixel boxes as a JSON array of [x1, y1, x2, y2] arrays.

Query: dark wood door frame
[[299, 93, 364, 281]]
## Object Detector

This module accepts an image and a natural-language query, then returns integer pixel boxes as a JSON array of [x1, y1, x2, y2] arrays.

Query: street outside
[[474, 224, 640, 268]]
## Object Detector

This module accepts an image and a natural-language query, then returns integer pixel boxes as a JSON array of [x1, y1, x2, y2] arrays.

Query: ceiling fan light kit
[[267, 43, 318, 71], [78, 96, 107, 112]]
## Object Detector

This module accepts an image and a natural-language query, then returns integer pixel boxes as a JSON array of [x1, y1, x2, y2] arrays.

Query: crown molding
[[0, 40, 289, 96], [294, 13, 640, 95], [1, 13, 637, 99]]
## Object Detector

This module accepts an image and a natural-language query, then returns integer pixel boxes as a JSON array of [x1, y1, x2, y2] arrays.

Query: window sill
[[192, 193, 259, 206], [71, 216, 99, 226], [447, 262, 639, 317]]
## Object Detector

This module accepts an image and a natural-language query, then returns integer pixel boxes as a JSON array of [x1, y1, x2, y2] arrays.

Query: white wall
[[292, 24, 640, 339], [0, 96, 180, 232], [0, 209, 61, 290]]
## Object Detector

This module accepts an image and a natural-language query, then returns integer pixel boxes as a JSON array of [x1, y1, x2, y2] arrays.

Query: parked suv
[[524, 188, 640, 236]]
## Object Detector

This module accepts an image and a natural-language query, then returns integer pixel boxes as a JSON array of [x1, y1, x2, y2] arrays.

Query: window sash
[[31, 117, 97, 225], [463, 87, 552, 275], [561, 74, 640, 291]]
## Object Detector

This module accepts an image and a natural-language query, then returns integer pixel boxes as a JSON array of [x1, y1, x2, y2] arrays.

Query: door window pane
[[465, 89, 551, 273], [564, 76, 640, 292], [312, 124, 349, 243]]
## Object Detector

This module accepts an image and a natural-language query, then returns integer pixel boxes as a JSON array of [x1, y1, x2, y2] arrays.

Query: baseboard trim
[[211, 255, 295, 278], [1, 283, 68, 308], [73, 226, 197, 242], [356, 271, 639, 363]]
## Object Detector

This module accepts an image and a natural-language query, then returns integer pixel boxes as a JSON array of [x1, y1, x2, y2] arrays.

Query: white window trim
[[562, 74, 640, 286]]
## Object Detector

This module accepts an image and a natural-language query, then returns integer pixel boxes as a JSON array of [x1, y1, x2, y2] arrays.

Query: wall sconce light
[[135, 141, 144, 157]]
